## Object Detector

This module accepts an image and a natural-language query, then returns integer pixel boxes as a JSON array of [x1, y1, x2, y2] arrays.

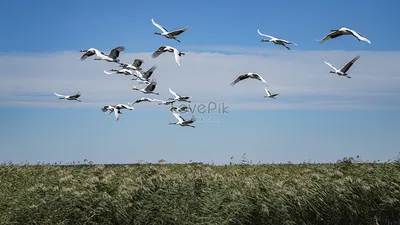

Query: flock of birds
[[54, 20, 371, 127]]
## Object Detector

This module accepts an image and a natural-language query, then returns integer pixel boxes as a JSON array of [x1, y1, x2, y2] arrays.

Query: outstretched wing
[[54, 92, 66, 98], [117, 104, 134, 110], [173, 48, 182, 66], [169, 88, 181, 98], [109, 46, 125, 59], [230, 74, 249, 86], [257, 29, 275, 39], [264, 87, 271, 95], [168, 27, 189, 36], [143, 65, 157, 79], [347, 29, 371, 44], [70, 91, 81, 98], [80, 51, 95, 61], [171, 109, 185, 123], [114, 109, 120, 121], [324, 61, 338, 71], [132, 59, 144, 68], [316, 30, 343, 44], [340, 55, 360, 73], [255, 74, 268, 86], [152, 46, 166, 58], [145, 80, 157, 92], [151, 18, 168, 33]]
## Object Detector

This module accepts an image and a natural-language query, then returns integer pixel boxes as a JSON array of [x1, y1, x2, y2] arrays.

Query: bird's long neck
[[329, 71, 335, 73], [154, 32, 162, 35], [260, 39, 270, 42]]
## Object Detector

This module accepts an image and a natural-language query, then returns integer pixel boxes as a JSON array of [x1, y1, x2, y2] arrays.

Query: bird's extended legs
[[283, 44, 290, 50]]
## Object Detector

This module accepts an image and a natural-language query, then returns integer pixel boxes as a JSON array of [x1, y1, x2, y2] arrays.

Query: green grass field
[[1, 160, 400, 225]]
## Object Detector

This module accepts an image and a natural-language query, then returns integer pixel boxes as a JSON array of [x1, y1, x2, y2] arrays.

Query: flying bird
[[101, 104, 134, 121], [104, 68, 134, 75], [54, 91, 82, 102], [152, 46, 185, 66], [129, 97, 162, 105], [132, 79, 159, 95], [231, 73, 268, 86], [169, 108, 196, 128], [257, 29, 297, 50], [168, 88, 191, 102], [264, 87, 279, 99], [132, 65, 157, 84], [151, 18, 189, 42], [80, 46, 125, 63], [316, 28, 371, 44], [157, 100, 176, 106], [119, 59, 144, 70], [324, 55, 360, 78], [78, 48, 102, 61]]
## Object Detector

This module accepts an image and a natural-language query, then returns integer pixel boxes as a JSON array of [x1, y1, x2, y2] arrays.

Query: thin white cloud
[[0, 47, 399, 110]]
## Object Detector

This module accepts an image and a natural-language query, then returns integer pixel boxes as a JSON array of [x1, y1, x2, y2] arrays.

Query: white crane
[[231, 73, 268, 86], [54, 91, 82, 102], [104, 68, 134, 75], [129, 97, 162, 105], [324, 55, 360, 78], [169, 108, 196, 128], [257, 29, 297, 50], [264, 87, 279, 99], [168, 88, 191, 102], [132, 79, 159, 95], [101, 104, 134, 121], [79, 46, 125, 63], [132, 65, 157, 84], [151, 18, 189, 42], [152, 46, 185, 66], [119, 59, 144, 70], [316, 27, 371, 44]]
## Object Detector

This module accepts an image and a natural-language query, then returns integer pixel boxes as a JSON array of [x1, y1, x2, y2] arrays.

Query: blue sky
[[0, 0, 399, 165]]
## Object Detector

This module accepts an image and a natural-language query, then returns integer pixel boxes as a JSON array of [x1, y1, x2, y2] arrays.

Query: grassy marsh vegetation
[[1, 159, 400, 225]]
